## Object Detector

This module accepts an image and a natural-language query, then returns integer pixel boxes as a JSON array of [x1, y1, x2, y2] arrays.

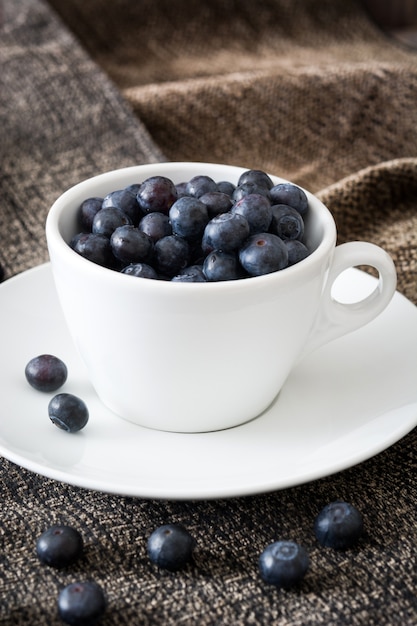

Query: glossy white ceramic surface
[[0, 265, 415, 499], [45, 163, 397, 432]]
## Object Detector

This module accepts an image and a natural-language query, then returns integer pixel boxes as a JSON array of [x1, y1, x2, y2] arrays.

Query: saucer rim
[[0, 263, 416, 500]]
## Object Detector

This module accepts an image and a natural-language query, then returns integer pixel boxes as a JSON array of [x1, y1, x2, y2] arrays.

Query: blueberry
[[284, 240, 310, 266], [139, 212, 172, 242], [36, 525, 83, 568], [102, 187, 142, 225], [148, 524, 195, 571], [110, 225, 153, 265], [233, 182, 271, 203], [231, 193, 272, 234], [239, 233, 288, 276], [69, 232, 85, 249], [199, 191, 233, 219], [136, 176, 178, 214], [123, 182, 141, 196], [269, 204, 305, 240], [237, 169, 274, 190], [58, 581, 106, 625], [269, 182, 309, 216], [202, 212, 250, 254], [78, 197, 103, 232], [48, 393, 89, 433], [175, 181, 189, 198], [259, 540, 309, 588], [25, 354, 68, 392], [72, 233, 114, 267], [121, 263, 159, 279], [171, 265, 207, 282], [186, 175, 218, 198], [314, 501, 364, 550], [169, 196, 209, 241], [92, 207, 132, 238], [154, 235, 189, 277], [203, 251, 243, 281], [216, 180, 236, 197]]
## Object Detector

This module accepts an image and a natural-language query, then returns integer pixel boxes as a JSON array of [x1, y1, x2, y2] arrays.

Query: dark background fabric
[[46, 0, 417, 191], [0, 0, 164, 279], [0, 0, 416, 624]]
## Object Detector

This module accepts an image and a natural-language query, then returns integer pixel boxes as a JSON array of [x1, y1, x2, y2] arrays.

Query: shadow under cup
[[46, 163, 396, 433]]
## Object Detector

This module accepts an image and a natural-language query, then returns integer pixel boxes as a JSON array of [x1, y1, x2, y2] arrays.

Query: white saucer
[[1, 264, 416, 500]]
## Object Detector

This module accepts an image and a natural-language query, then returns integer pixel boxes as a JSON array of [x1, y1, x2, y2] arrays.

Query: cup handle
[[300, 241, 397, 359]]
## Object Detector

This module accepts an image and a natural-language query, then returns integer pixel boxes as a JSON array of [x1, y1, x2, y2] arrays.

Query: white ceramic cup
[[46, 162, 397, 432]]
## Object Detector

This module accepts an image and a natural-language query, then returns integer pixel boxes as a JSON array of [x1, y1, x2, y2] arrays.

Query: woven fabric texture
[[0, 0, 416, 624]]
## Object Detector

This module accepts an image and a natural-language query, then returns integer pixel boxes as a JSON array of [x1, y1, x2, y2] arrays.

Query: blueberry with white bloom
[[48, 393, 89, 433], [58, 581, 106, 625], [36, 525, 83, 568], [259, 540, 310, 588], [25, 354, 68, 392], [148, 524, 195, 571], [239, 232, 288, 276], [314, 501, 364, 550]]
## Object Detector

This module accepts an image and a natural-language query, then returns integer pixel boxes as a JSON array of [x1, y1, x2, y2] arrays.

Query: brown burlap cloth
[[0, 0, 416, 624]]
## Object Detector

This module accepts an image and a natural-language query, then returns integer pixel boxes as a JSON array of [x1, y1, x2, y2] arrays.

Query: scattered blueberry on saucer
[[25, 354, 68, 392], [48, 393, 89, 433]]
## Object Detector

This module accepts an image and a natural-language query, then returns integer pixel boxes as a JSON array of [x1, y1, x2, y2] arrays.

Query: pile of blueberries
[[70, 169, 311, 281]]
